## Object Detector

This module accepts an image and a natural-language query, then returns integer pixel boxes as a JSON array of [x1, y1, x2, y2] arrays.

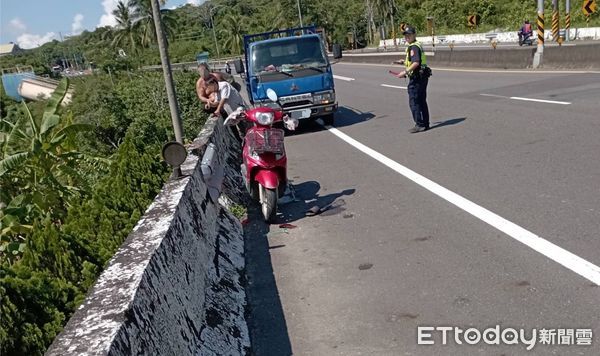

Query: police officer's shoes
[[408, 125, 428, 133]]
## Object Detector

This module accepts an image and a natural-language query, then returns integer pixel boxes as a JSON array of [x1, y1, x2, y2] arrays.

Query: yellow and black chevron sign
[[400, 23, 407, 33], [583, 0, 597, 16], [467, 15, 478, 27], [537, 13, 545, 44]]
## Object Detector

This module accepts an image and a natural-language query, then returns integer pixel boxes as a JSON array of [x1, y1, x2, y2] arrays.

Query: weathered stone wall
[[46, 117, 250, 356]]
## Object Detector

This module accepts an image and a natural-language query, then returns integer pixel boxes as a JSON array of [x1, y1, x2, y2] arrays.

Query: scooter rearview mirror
[[266, 88, 278, 102]]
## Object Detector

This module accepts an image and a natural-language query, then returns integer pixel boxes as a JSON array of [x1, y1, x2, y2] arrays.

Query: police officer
[[396, 26, 431, 133]]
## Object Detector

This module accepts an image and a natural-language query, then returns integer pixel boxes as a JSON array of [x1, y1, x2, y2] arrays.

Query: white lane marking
[[381, 84, 407, 89], [344, 51, 435, 56], [336, 62, 600, 74], [480, 93, 571, 105], [510, 96, 571, 105], [333, 75, 355, 81], [324, 125, 600, 286], [480, 93, 507, 98]]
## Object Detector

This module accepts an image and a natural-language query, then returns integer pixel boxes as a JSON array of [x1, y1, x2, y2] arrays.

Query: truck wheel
[[260, 186, 278, 222], [322, 114, 335, 126]]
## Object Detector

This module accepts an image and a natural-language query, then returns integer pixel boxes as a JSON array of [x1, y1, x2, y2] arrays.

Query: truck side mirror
[[332, 43, 342, 59], [233, 58, 244, 74]]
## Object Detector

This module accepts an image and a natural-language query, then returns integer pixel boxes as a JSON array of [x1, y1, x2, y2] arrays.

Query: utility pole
[[150, 0, 183, 143], [533, 0, 545, 68], [209, 5, 221, 58], [297, 0, 304, 27]]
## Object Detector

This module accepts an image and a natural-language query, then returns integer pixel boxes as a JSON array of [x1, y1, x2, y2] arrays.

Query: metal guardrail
[[484, 33, 498, 39], [141, 55, 243, 72]]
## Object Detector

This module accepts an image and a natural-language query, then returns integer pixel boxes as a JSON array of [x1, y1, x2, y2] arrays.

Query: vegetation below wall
[[0, 0, 598, 354], [0, 70, 207, 355]]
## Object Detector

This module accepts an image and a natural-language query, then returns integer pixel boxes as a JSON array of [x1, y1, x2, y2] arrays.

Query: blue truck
[[233, 26, 342, 125]]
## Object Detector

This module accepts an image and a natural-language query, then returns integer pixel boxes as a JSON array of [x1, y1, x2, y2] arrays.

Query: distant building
[[0, 42, 23, 57]]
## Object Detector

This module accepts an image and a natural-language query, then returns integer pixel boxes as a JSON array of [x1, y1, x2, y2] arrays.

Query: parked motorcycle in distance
[[224, 89, 304, 222]]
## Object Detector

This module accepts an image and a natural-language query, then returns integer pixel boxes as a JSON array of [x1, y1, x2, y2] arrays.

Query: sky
[[0, 0, 205, 49]]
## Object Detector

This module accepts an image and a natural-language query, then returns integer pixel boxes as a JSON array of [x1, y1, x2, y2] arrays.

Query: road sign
[[400, 23, 407, 33], [426, 17, 434, 32], [583, 0, 597, 16], [468, 15, 478, 27], [468, 14, 481, 27]]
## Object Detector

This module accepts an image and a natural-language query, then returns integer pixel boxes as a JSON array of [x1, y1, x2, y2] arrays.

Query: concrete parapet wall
[[46, 117, 250, 355], [340, 43, 600, 70], [380, 27, 600, 47], [428, 48, 534, 69]]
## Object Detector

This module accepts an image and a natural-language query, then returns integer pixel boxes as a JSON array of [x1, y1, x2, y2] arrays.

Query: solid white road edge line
[[325, 125, 600, 286], [333, 75, 355, 81], [381, 84, 407, 89]]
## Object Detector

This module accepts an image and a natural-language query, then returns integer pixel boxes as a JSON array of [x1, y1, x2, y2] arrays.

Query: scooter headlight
[[256, 112, 275, 125]]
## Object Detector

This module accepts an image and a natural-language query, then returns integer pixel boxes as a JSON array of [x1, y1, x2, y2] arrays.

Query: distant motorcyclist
[[518, 20, 533, 43]]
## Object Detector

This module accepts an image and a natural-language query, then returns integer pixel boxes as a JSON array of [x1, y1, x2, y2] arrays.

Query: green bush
[[1, 69, 208, 355]]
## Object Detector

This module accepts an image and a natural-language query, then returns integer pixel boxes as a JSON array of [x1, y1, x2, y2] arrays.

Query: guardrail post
[[533, 0, 545, 68], [565, 0, 571, 41]]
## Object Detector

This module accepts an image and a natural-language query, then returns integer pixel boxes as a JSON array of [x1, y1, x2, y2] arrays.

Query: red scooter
[[224, 89, 304, 222]]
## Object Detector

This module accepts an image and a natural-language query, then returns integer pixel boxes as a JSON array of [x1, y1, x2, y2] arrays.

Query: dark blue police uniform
[[406, 42, 430, 129]]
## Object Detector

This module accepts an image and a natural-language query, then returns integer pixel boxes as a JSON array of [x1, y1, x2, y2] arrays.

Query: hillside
[[1, 0, 598, 76]]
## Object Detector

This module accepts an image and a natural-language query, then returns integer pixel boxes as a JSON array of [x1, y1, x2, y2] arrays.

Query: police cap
[[402, 26, 417, 35]]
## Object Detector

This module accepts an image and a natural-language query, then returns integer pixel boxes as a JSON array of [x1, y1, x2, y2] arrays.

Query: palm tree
[[249, 2, 289, 32], [219, 13, 246, 55], [374, 0, 398, 46], [109, 0, 140, 54], [365, 0, 377, 44], [130, 0, 176, 47]]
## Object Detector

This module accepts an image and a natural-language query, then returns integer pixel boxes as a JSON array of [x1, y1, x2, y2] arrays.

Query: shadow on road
[[429, 117, 466, 130], [334, 106, 377, 127], [244, 204, 293, 356], [287, 106, 376, 135], [278, 181, 356, 224]]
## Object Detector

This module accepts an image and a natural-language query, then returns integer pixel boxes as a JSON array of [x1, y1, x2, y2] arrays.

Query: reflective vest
[[405, 41, 427, 69]]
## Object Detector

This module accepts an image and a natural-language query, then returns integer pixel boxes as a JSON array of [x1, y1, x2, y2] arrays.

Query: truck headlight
[[256, 112, 274, 125], [313, 91, 335, 104]]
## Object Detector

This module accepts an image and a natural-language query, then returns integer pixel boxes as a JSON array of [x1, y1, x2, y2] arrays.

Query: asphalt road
[[244, 63, 600, 355]]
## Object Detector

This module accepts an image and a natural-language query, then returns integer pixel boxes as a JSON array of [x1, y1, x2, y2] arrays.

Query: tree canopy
[[1, 0, 598, 74]]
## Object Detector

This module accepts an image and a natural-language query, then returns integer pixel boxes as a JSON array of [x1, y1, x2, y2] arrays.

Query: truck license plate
[[290, 109, 312, 120]]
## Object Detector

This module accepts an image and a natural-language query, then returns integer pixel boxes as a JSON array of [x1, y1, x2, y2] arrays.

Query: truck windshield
[[251, 37, 327, 75]]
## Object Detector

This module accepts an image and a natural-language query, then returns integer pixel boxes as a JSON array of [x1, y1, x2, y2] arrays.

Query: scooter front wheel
[[259, 185, 278, 222]]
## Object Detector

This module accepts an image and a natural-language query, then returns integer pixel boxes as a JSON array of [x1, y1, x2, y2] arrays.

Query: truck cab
[[235, 26, 341, 125]]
